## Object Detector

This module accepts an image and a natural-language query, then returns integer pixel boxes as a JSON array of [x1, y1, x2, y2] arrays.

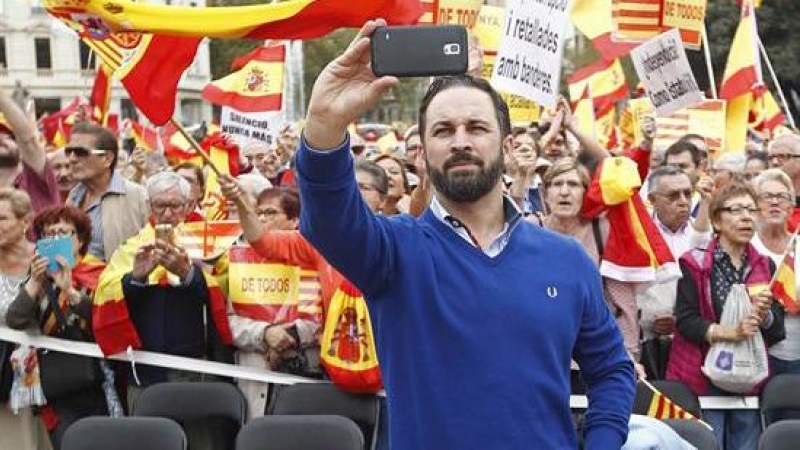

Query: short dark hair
[[647, 165, 691, 194], [33, 205, 93, 257], [355, 160, 389, 195], [71, 121, 119, 173], [418, 75, 511, 143], [257, 187, 301, 220], [746, 151, 769, 167], [664, 140, 701, 168]]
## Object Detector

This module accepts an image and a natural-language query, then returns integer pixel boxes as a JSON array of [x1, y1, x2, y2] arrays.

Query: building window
[[34, 37, 51, 70], [0, 38, 7, 72], [79, 41, 93, 71], [181, 99, 203, 124], [34, 98, 61, 118]]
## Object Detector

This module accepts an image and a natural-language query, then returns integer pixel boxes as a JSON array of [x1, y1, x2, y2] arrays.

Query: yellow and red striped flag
[[89, 63, 112, 126], [203, 45, 285, 113], [772, 236, 798, 315], [612, 0, 705, 48], [641, 380, 709, 427], [570, 0, 637, 61], [129, 120, 161, 152], [44, 0, 422, 41], [568, 59, 629, 112], [750, 90, 786, 133], [178, 220, 243, 262], [417, 0, 483, 27], [720, 0, 763, 100]]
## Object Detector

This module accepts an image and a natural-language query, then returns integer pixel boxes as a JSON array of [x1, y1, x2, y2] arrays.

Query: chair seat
[[237, 415, 364, 450]]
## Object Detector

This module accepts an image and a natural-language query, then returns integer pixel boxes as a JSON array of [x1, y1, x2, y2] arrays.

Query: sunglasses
[[65, 146, 109, 158]]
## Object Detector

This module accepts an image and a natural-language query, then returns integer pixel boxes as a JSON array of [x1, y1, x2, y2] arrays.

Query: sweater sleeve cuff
[[583, 426, 626, 450], [295, 133, 353, 185]]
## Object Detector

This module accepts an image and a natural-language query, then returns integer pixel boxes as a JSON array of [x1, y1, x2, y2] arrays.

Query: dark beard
[[0, 153, 20, 169], [427, 150, 504, 203]]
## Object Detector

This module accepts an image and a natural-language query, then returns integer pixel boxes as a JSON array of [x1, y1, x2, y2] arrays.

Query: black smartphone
[[123, 137, 136, 155], [371, 25, 468, 78]]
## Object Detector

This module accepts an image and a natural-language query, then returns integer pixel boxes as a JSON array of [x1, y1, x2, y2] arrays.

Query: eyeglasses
[[718, 205, 759, 216], [655, 189, 693, 203], [151, 201, 186, 214], [758, 192, 793, 203], [65, 146, 109, 158], [768, 153, 800, 162], [256, 207, 283, 217], [42, 228, 76, 239]]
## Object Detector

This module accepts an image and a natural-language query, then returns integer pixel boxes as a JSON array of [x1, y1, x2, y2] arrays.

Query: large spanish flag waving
[[203, 45, 285, 113], [45, 0, 422, 40], [570, 0, 637, 61], [93, 225, 233, 356], [568, 59, 629, 112], [89, 64, 112, 126]]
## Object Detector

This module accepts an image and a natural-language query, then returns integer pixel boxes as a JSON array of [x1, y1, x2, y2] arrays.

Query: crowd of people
[[0, 20, 798, 450]]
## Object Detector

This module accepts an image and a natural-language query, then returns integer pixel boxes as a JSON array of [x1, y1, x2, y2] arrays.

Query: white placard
[[631, 28, 704, 117], [220, 106, 283, 148], [490, 0, 571, 108]]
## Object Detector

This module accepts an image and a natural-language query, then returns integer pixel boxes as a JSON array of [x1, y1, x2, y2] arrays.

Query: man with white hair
[[94, 171, 233, 404], [767, 134, 800, 230]]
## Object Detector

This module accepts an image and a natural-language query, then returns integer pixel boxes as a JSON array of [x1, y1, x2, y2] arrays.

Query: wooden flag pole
[[758, 37, 797, 129], [169, 119, 223, 177], [701, 25, 718, 99]]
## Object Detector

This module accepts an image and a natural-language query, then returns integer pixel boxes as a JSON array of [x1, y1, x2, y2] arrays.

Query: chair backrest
[[633, 380, 702, 419], [132, 382, 247, 450], [62, 417, 187, 450], [236, 415, 364, 450], [268, 383, 379, 449], [662, 419, 717, 450], [759, 420, 800, 450], [761, 374, 800, 426]]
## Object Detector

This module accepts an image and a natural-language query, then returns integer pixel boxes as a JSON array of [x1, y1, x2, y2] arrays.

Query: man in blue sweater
[[297, 20, 635, 449]]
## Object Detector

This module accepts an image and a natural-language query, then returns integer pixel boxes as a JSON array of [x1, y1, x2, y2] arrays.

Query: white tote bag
[[701, 284, 769, 393]]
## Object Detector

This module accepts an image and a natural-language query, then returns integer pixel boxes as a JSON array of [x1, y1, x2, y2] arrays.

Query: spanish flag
[[130, 120, 161, 152], [178, 220, 243, 262], [582, 156, 679, 283], [572, 86, 596, 141], [48, 8, 201, 126], [750, 90, 786, 133], [38, 96, 82, 145], [203, 45, 285, 113], [93, 224, 233, 356], [772, 236, 798, 315], [568, 59, 629, 112], [89, 63, 112, 126], [570, 0, 637, 61], [45, 0, 422, 40], [199, 133, 242, 221], [639, 380, 709, 428]]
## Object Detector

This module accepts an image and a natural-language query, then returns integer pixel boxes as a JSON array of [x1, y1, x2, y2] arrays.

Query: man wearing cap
[[66, 122, 149, 261]]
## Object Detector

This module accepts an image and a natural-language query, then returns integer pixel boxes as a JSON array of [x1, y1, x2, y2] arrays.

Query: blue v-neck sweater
[[296, 138, 635, 449]]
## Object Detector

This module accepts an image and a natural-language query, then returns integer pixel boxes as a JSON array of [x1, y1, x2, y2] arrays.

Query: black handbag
[[640, 336, 673, 381], [37, 287, 100, 400]]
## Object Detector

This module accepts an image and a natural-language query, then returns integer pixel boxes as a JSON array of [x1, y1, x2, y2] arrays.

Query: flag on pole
[[89, 64, 112, 126], [640, 380, 708, 427], [570, 0, 637, 61], [202, 45, 286, 113], [129, 120, 161, 152], [720, 0, 763, 100], [568, 59, 629, 112], [750, 90, 786, 132], [45, 0, 422, 41], [772, 235, 798, 315]]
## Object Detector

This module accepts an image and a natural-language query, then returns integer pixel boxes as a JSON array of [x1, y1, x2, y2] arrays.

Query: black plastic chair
[[760, 374, 800, 428], [237, 415, 363, 450], [662, 419, 717, 450], [62, 417, 187, 450], [268, 383, 380, 450], [633, 380, 702, 419], [132, 382, 247, 450], [759, 420, 800, 450]]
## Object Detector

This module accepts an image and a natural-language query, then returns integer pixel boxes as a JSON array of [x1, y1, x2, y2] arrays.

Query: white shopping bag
[[701, 284, 769, 393]]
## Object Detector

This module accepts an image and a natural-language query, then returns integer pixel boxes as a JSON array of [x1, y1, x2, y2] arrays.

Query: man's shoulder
[[516, 221, 586, 253]]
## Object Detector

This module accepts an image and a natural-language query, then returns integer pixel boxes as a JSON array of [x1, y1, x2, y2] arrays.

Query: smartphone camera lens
[[385, 32, 390, 41]]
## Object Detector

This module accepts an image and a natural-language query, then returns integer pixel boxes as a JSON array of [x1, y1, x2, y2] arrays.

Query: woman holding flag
[[667, 182, 785, 450], [751, 169, 800, 375]]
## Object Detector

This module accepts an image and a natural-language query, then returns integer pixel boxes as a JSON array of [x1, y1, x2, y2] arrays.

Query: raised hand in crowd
[[129, 146, 148, 183], [153, 239, 192, 281], [52, 256, 77, 301], [23, 254, 49, 298], [304, 19, 398, 150], [640, 115, 657, 149], [219, 174, 262, 243], [132, 243, 158, 282]]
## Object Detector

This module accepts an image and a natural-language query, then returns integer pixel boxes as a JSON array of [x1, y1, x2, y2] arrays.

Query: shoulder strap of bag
[[591, 218, 604, 259], [44, 285, 70, 333]]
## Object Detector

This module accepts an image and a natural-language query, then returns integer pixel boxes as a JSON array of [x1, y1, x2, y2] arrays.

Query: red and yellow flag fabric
[[89, 64, 112, 126], [654, 100, 727, 158], [129, 120, 161, 152], [203, 45, 285, 113], [570, 0, 637, 61], [641, 381, 707, 425], [44, 0, 422, 41], [178, 220, 243, 262], [582, 156, 679, 283], [612, 0, 706, 49], [93, 224, 233, 356], [772, 238, 798, 315], [720, 0, 762, 100], [750, 90, 785, 133], [417, 0, 483, 28], [47, 6, 201, 126], [595, 105, 619, 151], [39, 96, 84, 145], [568, 59, 629, 112]]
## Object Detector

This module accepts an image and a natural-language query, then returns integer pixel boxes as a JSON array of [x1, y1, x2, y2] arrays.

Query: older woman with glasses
[[667, 182, 785, 450], [7, 205, 117, 449], [750, 169, 800, 377]]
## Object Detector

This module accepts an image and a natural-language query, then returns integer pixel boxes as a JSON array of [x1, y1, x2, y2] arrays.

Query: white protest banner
[[220, 106, 283, 148], [631, 28, 703, 117], [490, 0, 571, 108]]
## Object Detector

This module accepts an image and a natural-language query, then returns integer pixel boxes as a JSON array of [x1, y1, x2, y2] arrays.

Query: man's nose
[[450, 127, 472, 151]]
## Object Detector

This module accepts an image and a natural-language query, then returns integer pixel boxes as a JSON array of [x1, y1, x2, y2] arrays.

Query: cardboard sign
[[220, 106, 282, 149], [491, 0, 571, 108], [654, 99, 726, 157], [631, 29, 704, 117]]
